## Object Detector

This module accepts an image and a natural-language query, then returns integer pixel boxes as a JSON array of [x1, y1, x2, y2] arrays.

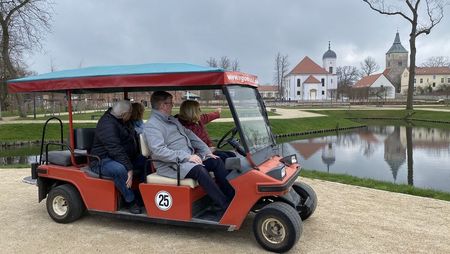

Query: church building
[[284, 44, 338, 100], [383, 32, 409, 93]]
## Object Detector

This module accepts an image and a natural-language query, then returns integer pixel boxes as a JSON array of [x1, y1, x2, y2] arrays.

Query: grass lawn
[[311, 109, 450, 122], [300, 169, 450, 202]]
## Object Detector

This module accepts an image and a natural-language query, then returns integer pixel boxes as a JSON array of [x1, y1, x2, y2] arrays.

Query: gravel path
[[1, 168, 449, 253]]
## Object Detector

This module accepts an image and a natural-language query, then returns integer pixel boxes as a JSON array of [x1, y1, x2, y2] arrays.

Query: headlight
[[280, 154, 298, 166], [267, 163, 287, 180]]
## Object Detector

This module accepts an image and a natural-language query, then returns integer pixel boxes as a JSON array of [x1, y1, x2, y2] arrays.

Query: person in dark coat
[[90, 100, 145, 214]]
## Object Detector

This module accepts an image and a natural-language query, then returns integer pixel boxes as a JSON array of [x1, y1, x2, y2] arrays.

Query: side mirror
[[225, 157, 241, 172]]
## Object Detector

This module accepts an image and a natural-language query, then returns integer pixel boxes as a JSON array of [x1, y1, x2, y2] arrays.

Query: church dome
[[322, 42, 337, 59]]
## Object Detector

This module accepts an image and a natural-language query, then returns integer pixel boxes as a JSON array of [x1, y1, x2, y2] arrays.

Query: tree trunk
[[0, 20, 26, 117], [406, 34, 416, 110]]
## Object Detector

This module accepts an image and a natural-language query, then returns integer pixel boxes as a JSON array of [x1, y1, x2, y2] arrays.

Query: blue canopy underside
[[11, 63, 223, 82]]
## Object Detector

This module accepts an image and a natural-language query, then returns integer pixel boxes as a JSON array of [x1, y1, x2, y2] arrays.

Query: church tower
[[323, 41, 337, 74], [385, 32, 408, 93]]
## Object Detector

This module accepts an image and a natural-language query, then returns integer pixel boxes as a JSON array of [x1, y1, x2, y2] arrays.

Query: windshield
[[227, 86, 275, 154]]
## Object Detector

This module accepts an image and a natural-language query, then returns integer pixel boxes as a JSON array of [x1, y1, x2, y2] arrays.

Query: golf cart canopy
[[7, 63, 258, 93]]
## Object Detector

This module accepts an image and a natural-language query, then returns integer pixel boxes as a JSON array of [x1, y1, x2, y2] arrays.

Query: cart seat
[[43, 128, 96, 166], [81, 166, 113, 180], [146, 173, 199, 188], [43, 149, 87, 166]]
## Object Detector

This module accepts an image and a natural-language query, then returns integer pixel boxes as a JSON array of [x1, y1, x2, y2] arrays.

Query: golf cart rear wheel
[[253, 202, 302, 253], [46, 184, 85, 223], [293, 182, 317, 220]]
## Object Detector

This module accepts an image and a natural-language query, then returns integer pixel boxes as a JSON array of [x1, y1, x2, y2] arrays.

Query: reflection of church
[[290, 137, 336, 171], [321, 143, 335, 172], [384, 126, 406, 181]]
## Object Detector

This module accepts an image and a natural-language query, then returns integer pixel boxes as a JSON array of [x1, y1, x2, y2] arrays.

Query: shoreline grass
[[300, 169, 450, 202]]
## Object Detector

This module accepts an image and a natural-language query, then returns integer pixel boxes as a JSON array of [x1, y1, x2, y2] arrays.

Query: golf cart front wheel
[[292, 182, 318, 221], [46, 184, 85, 223], [253, 202, 302, 253]]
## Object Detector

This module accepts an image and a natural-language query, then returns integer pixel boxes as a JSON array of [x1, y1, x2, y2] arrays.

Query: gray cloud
[[26, 0, 450, 84]]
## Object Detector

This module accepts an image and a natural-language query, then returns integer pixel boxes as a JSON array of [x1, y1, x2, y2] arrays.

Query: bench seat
[[146, 173, 199, 188]]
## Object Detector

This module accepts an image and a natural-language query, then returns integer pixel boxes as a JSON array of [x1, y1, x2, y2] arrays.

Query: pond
[[288, 125, 450, 193], [2, 125, 450, 193]]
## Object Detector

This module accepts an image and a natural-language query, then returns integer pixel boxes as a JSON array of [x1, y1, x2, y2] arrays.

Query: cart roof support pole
[[67, 90, 76, 165]]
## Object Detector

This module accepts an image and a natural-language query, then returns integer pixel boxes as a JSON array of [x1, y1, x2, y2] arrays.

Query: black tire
[[46, 184, 86, 223], [253, 202, 303, 253], [293, 181, 318, 221]]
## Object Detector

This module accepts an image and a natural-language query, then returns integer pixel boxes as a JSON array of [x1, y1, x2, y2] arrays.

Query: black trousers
[[186, 157, 235, 209]]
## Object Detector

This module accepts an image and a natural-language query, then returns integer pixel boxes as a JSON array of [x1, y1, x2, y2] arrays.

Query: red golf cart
[[8, 63, 317, 253]]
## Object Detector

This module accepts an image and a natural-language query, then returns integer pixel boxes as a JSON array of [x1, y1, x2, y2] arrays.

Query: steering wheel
[[217, 127, 246, 156], [217, 127, 238, 149]]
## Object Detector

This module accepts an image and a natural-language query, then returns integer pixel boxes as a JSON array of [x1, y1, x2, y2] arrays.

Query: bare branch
[[362, 0, 413, 23]]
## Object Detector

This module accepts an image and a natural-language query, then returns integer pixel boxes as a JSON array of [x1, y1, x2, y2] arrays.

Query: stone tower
[[385, 32, 408, 93]]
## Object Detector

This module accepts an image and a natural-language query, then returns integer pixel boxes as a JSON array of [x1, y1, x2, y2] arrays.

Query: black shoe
[[129, 203, 142, 214]]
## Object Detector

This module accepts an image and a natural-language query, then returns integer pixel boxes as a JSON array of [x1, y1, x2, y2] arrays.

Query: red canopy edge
[[8, 71, 258, 93]]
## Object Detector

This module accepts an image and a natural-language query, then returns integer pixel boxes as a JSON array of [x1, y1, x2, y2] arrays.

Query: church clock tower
[[385, 32, 408, 93]]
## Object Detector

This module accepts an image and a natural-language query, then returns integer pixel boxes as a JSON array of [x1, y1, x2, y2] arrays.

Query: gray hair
[[111, 100, 132, 119]]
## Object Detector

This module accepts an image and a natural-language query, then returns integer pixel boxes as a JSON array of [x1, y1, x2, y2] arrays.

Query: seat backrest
[[139, 133, 151, 157], [74, 128, 96, 151]]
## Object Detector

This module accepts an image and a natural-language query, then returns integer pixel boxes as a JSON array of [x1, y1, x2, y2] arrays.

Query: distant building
[[383, 32, 409, 93], [353, 73, 396, 99], [257, 85, 279, 99], [400, 67, 450, 94], [284, 43, 338, 100], [182, 91, 200, 100]]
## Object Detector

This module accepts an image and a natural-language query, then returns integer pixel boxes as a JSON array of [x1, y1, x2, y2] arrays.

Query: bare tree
[[360, 56, 380, 77], [337, 66, 359, 86], [273, 52, 289, 99], [206, 57, 218, 68], [421, 56, 450, 67], [0, 0, 52, 117], [337, 66, 359, 99], [219, 56, 230, 70], [363, 0, 446, 110], [231, 58, 240, 71]]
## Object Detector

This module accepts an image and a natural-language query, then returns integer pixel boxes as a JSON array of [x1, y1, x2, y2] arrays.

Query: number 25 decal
[[155, 191, 172, 211]]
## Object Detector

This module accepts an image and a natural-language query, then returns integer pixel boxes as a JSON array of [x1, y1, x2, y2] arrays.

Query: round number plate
[[155, 190, 173, 211]]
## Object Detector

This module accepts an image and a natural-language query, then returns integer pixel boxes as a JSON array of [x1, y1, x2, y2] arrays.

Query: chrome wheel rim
[[261, 218, 286, 244], [52, 195, 68, 216]]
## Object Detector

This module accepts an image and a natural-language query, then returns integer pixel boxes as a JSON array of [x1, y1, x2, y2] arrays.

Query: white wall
[[371, 75, 396, 99]]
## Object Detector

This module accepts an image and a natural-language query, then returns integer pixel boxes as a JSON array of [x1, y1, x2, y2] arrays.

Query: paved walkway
[[1, 168, 449, 253]]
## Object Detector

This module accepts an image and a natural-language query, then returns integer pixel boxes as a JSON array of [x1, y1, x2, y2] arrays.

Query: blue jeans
[[91, 157, 146, 203]]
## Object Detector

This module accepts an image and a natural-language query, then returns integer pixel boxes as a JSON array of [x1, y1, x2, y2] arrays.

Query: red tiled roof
[[304, 75, 321, 83], [257, 85, 278, 91], [415, 67, 450, 75], [289, 56, 329, 75], [353, 73, 383, 88]]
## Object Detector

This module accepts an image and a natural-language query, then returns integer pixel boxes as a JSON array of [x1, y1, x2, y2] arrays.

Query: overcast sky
[[25, 0, 450, 84]]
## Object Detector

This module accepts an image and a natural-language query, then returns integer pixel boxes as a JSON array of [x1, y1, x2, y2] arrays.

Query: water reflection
[[0, 155, 39, 165], [290, 126, 450, 193]]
